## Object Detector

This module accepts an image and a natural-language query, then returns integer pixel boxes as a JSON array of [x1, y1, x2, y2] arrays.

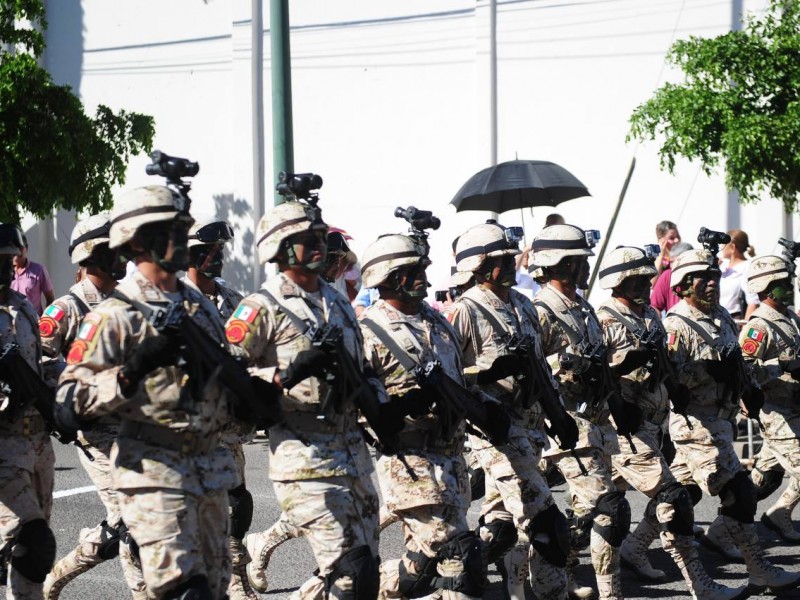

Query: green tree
[[0, 0, 154, 223], [628, 0, 800, 213]]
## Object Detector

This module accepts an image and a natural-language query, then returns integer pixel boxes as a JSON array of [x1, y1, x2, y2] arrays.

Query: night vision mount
[[395, 206, 440, 256], [145, 150, 199, 211], [276, 171, 325, 225], [779, 237, 800, 279], [697, 227, 731, 262]]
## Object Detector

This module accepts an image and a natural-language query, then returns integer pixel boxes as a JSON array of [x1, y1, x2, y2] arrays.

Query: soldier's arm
[[446, 302, 474, 364], [662, 316, 697, 388], [598, 314, 633, 370], [739, 320, 781, 385], [224, 297, 279, 385], [39, 299, 73, 359]]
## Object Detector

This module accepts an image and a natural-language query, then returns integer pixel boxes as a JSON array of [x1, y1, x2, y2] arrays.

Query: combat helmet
[[69, 214, 111, 264], [530, 224, 596, 268], [256, 201, 327, 265], [188, 215, 234, 248], [109, 185, 192, 250], [746, 255, 791, 294], [669, 249, 719, 289], [0, 224, 24, 256], [361, 234, 430, 289], [598, 246, 657, 290], [455, 222, 521, 273]]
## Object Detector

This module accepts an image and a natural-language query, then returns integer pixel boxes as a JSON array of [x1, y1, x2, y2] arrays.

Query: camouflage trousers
[[273, 475, 380, 600], [0, 434, 54, 600], [604, 420, 676, 498], [118, 487, 230, 600], [380, 504, 478, 600], [753, 409, 800, 479]]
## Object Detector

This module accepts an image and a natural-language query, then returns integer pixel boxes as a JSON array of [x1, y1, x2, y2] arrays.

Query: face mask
[[92, 244, 127, 280], [0, 257, 13, 289], [284, 230, 328, 273], [619, 275, 651, 305], [190, 244, 224, 278], [140, 218, 191, 273], [768, 280, 794, 306]]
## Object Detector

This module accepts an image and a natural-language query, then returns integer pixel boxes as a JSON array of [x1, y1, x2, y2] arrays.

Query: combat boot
[[245, 519, 297, 593], [698, 516, 743, 562], [761, 486, 800, 543], [228, 537, 258, 600], [595, 574, 622, 600], [378, 506, 400, 532], [722, 515, 800, 594], [620, 517, 666, 582], [666, 535, 749, 600], [567, 572, 596, 600], [43, 545, 101, 600]]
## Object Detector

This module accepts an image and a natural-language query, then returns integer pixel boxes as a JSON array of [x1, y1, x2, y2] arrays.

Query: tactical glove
[[478, 402, 511, 446], [779, 358, 800, 380], [280, 348, 329, 390], [612, 349, 654, 377], [378, 399, 409, 437], [244, 376, 283, 428], [741, 385, 765, 418], [476, 354, 524, 385], [558, 351, 593, 375], [120, 335, 182, 396], [669, 383, 692, 415], [702, 359, 728, 382]]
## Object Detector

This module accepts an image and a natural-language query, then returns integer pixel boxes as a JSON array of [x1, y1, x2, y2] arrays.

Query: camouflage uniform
[[181, 275, 242, 322], [226, 273, 379, 599], [57, 271, 238, 599], [449, 284, 567, 600], [0, 291, 55, 600], [42, 277, 146, 599]]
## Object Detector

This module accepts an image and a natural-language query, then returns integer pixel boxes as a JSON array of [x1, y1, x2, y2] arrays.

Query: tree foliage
[[0, 0, 154, 223], [628, 0, 800, 213]]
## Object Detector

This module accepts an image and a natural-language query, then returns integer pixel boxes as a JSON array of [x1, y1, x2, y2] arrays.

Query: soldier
[[56, 185, 262, 599], [596, 247, 746, 600], [530, 224, 628, 600], [228, 199, 380, 599], [42, 215, 146, 599], [357, 231, 491, 599], [663, 248, 800, 593], [0, 224, 56, 599], [447, 221, 571, 600], [740, 255, 800, 542]]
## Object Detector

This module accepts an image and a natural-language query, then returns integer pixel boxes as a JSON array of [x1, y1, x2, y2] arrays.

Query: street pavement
[[4, 437, 800, 599]]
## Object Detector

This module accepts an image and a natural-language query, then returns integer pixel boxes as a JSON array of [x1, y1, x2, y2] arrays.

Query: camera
[[642, 244, 660, 259], [584, 230, 601, 248], [395, 206, 441, 231], [505, 226, 524, 245], [276, 172, 323, 200], [146, 150, 199, 181], [434, 290, 448, 303], [697, 227, 730, 247]]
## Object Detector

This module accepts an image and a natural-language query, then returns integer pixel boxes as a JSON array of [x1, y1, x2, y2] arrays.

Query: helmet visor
[[190, 221, 234, 244]]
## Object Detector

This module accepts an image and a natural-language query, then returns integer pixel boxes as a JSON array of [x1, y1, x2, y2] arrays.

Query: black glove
[[391, 387, 436, 418], [618, 401, 644, 434], [239, 376, 283, 429], [779, 358, 800, 381], [479, 402, 511, 446], [612, 349, 654, 376], [120, 335, 182, 395], [377, 399, 409, 438], [547, 412, 580, 451], [669, 382, 692, 415], [52, 388, 87, 444], [702, 359, 728, 382], [742, 385, 765, 417], [280, 348, 329, 390], [476, 354, 524, 385]]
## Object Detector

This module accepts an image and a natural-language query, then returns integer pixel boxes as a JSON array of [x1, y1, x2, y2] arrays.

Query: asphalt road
[[4, 437, 800, 599]]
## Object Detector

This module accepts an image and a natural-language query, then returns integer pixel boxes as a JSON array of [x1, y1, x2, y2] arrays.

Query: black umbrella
[[451, 159, 590, 213]]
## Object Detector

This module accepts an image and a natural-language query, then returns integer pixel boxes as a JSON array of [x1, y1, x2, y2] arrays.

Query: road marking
[[53, 485, 97, 499]]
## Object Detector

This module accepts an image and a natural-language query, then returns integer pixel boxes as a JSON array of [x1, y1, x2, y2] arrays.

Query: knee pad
[[97, 520, 122, 560], [592, 492, 631, 547], [477, 518, 517, 564], [228, 484, 254, 540], [163, 575, 213, 600], [468, 466, 486, 502], [528, 504, 570, 568], [435, 531, 488, 597], [684, 483, 703, 506], [752, 468, 784, 501], [719, 471, 757, 524], [398, 550, 438, 599], [11, 519, 56, 583], [657, 482, 695, 537], [566, 508, 592, 551], [118, 520, 140, 562], [326, 545, 379, 600]]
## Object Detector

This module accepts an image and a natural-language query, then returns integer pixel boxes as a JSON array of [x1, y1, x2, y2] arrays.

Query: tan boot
[[228, 537, 258, 600], [722, 515, 800, 594], [620, 517, 666, 582], [698, 516, 743, 562], [379, 505, 400, 532], [245, 517, 299, 593], [595, 574, 622, 600], [664, 533, 748, 600], [761, 485, 800, 543], [43, 545, 101, 600]]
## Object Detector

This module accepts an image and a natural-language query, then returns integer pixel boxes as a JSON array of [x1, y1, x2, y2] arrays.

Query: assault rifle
[[149, 303, 282, 428], [712, 340, 764, 430]]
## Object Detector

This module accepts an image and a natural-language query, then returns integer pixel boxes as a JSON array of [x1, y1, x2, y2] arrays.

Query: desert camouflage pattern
[[745, 255, 791, 295], [361, 234, 427, 289], [0, 291, 55, 598], [597, 247, 657, 291], [69, 214, 111, 265], [454, 223, 520, 273], [109, 186, 184, 250], [664, 300, 743, 495], [530, 224, 593, 268], [181, 275, 243, 322], [255, 201, 326, 265], [40, 278, 107, 361]]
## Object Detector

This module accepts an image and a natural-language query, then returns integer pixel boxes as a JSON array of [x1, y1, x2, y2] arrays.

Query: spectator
[[719, 229, 758, 321], [651, 241, 693, 313], [12, 232, 54, 314], [353, 286, 379, 316], [513, 247, 540, 300], [654, 220, 681, 276]]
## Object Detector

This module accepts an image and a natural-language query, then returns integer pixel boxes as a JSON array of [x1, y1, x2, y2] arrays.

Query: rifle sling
[[669, 313, 725, 349], [533, 299, 585, 349], [69, 292, 91, 318], [359, 317, 421, 374], [461, 297, 515, 342], [750, 314, 800, 353], [598, 305, 648, 340], [257, 288, 315, 338]]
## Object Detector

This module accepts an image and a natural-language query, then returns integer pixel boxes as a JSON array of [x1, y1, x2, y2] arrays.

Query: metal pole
[[489, 0, 499, 221], [252, 0, 265, 289], [587, 157, 636, 298], [271, 0, 294, 206], [727, 0, 744, 230]]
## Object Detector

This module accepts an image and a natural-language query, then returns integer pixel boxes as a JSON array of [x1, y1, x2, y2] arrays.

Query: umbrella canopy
[[451, 159, 590, 213]]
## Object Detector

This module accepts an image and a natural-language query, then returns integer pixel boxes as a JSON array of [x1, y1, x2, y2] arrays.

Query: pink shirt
[[650, 268, 680, 313], [12, 259, 54, 315]]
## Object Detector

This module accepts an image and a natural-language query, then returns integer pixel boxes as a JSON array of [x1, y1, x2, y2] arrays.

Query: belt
[[283, 410, 347, 435], [687, 404, 739, 421], [396, 430, 464, 457], [0, 415, 47, 436], [642, 406, 670, 425], [119, 421, 220, 455]]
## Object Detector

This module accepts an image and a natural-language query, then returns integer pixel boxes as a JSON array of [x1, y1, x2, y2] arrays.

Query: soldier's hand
[[702, 359, 728, 382], [779, 358, 800, 380], [669, 383, 691, 414], [120, 335, 182, 395], [558, 351, 592, 375], [741, 385, 765, 415], [476, 401, 511, 446], [612, 349, 654, 376], [247, 376, 283, 428], [391, 387, 435, 418], [280, 348, 329, 390], [377, 399, 409, 437], [476, 354, 523, 385]]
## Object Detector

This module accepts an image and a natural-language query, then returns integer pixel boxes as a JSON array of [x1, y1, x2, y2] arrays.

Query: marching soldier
[[531, 224, 628, 600], [0, 224, 56, 599], [227, 199, 380, 599], [596, 247, 746, 600], [740, 255, 800, 542], [448, 221, 572, 600], [663, 248, 800, 594], [42, 215, 146, 599], [56, 186, 258, 599]]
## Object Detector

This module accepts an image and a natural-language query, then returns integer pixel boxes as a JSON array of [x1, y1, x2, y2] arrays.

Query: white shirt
[[719, 258, 759, 315]]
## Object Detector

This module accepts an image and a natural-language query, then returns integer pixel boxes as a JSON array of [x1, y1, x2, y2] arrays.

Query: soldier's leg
[[274, 476, 379, 600], [245, 511, 301, 593], [197, 489, 233, 599], [751, 441, 785, 501], [757, 416, 800, 542]]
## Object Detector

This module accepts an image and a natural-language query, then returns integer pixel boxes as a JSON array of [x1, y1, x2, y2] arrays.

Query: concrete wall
[[35, 0, 791, 303]]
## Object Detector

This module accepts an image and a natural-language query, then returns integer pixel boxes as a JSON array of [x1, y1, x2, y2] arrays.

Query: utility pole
[[252, 0, 265, 290], [270, 0, 294, 206], [726, 0, 743, 230]]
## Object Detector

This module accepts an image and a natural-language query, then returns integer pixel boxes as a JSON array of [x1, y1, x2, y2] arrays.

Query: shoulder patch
[[741, 338, 761, 356], [667, 331, 679, 351], [44, 304, 66, 322], [77, 316, 102, 342], [226, 320, 250, 344], [39, 317, 57, 338], [66, 340, 87, 365], [232, 304, 259, 324], [744, 326, 765, 343]]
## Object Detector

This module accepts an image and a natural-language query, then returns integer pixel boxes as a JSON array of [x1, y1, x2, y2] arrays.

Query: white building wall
[[36, 0, 792, 302]]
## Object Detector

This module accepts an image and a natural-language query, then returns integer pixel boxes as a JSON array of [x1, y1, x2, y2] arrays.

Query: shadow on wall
[[214, 193, 254, 295]]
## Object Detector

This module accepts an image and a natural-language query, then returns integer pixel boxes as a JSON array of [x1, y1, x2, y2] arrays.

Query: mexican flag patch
[[745, 328, 764, 342]]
